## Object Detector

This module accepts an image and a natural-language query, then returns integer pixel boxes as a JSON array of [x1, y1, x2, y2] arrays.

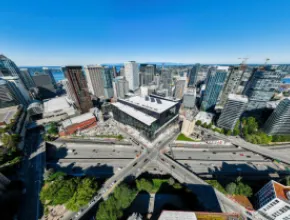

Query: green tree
[[1, 134, 21, 150], [96, 197, 119, 220], [168, 177, 175, 186], [75, 178, 98, 207], [47, 122, 58, 135], [235, 181, 253, 197], [136, 178, 153, 192], [46, 171, 66, 182], [233, 120, 240, 136], [226, 182, 237, 195], [173, 183, 182, 189], [226, 130, 232, 136], [201, 122, 207, 128], [113, 184, 137, 209], [195, 120, 202, 126]]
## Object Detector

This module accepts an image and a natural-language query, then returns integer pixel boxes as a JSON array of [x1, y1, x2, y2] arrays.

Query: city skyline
[[1, 0, 290, 65]]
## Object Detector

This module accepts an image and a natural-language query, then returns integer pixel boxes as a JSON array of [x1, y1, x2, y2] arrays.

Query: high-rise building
[[124, 61, 139, 91], [19, 68, 35, 90], [174, 77, 187, 99], [63, 66, 93, 113], [183, 88, 196, 108], [0, 55, 21, 77], [60, 79, 76, 102], [244, 69, 281, 110], [217, 94, 248, 131], [140, 64, 156, 86], [0, 80, 18, 108], [84, 65, 113, 99], [256, 180, 290, 220], [188, 63, 200, 87], [263, 98, 290, 135], [42, 67, 57, 87], [0, 55, 33, 93], [160, 69, 173, 96], [0, 77, 30, 108], [216, 66, 244, 109], [201, 66, 229, 111], [113, 76, 129, 99], [32, 74, 57, 99]]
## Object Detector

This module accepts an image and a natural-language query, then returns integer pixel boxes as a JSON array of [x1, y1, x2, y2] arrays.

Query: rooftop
[[228, 94, 249, 103], [61, 112, 96, 128], [0, 105, 19, 125], [195, 111, 214, 124], [119, 96, 177, 114], [43, 96, 73, 113], [111, 102, 157, 126], [158, 211, 240, 220], [217, 66, 230, 71], [272, 181, 290, 202]]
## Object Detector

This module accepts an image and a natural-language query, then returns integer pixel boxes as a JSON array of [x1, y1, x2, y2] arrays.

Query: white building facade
[[256, 180, 290, 220], [124, 61, 139, 91]]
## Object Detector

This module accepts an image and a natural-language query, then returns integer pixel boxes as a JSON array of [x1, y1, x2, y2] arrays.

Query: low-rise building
[[59, 112, 97, 136], [158, 210, 241, 220], [111, 95, 180, 140], [42, 96, 77, 119], [256, 180, 290, 220]]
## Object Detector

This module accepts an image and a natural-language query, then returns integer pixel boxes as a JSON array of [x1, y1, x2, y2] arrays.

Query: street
[[18, 128, 45, 220]]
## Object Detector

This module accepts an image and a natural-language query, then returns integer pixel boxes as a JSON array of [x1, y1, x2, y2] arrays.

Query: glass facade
[[201, 67, 228, 111]]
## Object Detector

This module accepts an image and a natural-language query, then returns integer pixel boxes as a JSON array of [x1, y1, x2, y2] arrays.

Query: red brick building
[[59, 112, 96, 136]]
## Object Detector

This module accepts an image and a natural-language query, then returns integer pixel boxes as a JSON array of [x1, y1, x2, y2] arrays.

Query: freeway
[[167, 149, 266, 161], [156, 154, 252, 219], [54, 137, 132, 145], [47, 158, 133, 177], [68, 130, 179, 220], [176, 160, 287, 176], [197, 127, 290, 165], [47, 142, 141, 159]]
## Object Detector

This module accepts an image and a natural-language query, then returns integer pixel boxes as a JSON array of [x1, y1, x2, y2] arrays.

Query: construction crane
[[265, 58, 270, 65], [238, 57, 249, 71]]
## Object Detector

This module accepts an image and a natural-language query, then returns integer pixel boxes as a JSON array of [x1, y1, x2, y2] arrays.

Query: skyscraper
[[0, 55, 32, 93], [113, 76, 129, 99], [60, 79, 76, 102], [183, 88, 196, 108], [188, 63, 200, 87], [244, 69, 281, 110], [139, 64, 156, 86], [63, 66, 93, 113], [42, 67, 57, 87], [32, 74, 57, 99], [84, 65, 113, 99], [0, 55, 20, 77], [217, 94, 248, 131], [263, 98, 290, 135], [174, 77, 187, 99], [0, 77, 31, 108], [160, 68, 173, 96], [201, 66, 229, 111], [216, 66, 244, 109], [124, 61, 139, 91], [19, 68, 35, 90]]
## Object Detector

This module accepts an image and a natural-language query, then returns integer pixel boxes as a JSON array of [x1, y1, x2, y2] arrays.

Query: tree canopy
[[40, 174, 98, 212], [96, 184, 137, 220]]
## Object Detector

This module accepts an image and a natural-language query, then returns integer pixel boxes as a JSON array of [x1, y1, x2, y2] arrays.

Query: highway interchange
[[41, 122, 290, 220]]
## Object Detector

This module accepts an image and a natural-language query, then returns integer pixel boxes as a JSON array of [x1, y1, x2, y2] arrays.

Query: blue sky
[[0, 0, 289, 65]]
